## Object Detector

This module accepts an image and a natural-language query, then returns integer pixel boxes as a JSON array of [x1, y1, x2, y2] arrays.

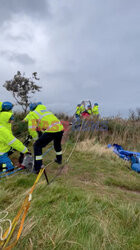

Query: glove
[[19, 151, 32, 163], [8, 148, 15, 156], [18, 153, 24, 164]]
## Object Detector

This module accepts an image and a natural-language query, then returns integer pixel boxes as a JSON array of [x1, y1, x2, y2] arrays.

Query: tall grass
[[12, 112, 140, 151], [70, 117, 140, 151], [0, 111, 140, 250]]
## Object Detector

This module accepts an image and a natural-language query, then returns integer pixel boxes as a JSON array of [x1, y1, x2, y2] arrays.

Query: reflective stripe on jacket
[[0, 125, 28, 155], [24, 105, 64, 139]]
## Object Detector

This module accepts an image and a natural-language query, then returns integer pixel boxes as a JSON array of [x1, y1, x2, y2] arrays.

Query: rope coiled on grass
[[0, 211, 12, 241]]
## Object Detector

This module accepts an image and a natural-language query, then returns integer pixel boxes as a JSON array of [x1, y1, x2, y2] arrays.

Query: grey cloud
[[0, 50, 35, 65], [11, 53, 35, 65], [0, 0, 49, 24], [7, 33, 33, 42], [0, 0, 140, 117]]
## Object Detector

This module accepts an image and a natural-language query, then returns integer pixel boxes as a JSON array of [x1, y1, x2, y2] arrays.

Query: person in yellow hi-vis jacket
[[0, 102, 2, 111], [0, 112, 28, 172], [92, 103, 99, 117], [75, 104, 81, 118], [80, 102, 85, 114], [87, 105, 92, 115], [24, 102, 64, 174]]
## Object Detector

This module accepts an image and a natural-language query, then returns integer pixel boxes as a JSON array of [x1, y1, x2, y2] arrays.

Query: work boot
[[54, 154, 62, 164], [54, 159, 62, 164], [33, 164, 45, 174]]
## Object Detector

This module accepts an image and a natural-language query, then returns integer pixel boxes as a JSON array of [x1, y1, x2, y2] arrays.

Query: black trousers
[[34, 131, 64, 171]]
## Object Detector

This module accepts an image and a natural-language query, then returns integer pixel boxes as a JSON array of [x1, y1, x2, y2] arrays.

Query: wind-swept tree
[[3, 71, 42, 113]]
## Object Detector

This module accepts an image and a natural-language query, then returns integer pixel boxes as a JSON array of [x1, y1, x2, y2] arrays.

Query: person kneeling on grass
[[0, 111, 28, 172], [24, 102, 64, 174]]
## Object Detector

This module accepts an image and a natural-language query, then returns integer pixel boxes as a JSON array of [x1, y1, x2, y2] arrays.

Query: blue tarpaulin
[[108, 144, 140, 173]]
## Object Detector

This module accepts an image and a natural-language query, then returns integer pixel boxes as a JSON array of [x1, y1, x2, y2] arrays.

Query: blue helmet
[[29, 102, 42, 111], [2, 102, 13, 111], [94, 103, 98, 106]]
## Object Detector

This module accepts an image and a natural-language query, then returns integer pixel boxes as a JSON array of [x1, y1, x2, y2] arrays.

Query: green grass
[[0, 142, 140, 250]]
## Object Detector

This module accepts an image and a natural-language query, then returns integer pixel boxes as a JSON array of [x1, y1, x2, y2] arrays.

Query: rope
[[0, 211, 12, 242], [0, 120, 83, 249], [0, 168, 45, 250], [0, 140, 60, 247]]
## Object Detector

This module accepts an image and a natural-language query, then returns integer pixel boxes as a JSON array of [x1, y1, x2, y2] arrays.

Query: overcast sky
[[0, 0, 139, 117]]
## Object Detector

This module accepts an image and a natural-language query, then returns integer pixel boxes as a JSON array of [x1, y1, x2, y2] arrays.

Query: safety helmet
[[2, 102, 13, 111], [87, 105, 91, 108], [77, 104, 81, 107], [94, 103, 98, 106], [29, 102, 42, 111]]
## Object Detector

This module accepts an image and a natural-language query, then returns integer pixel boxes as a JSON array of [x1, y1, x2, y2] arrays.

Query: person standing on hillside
[[87, 105, 92, 115], [75, 104, 81, 118], [80, 101, 85, 114], [92, 103, 99, 117], [24, 102, 64, 174]]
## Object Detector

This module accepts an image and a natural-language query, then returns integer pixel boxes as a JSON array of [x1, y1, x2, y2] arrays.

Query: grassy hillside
[[0, 140, 140, 250]]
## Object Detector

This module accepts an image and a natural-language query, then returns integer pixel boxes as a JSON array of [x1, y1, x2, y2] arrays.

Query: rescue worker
[[87, 105, 92, 115], [92, 103, 99, 117], [74, 104, 81, 128], [0, 102, 2, 111], [24, 102, 64, 174], [75, 104, 81, 118], [80, 101, 85, 114], [0, 111, 28, 172]]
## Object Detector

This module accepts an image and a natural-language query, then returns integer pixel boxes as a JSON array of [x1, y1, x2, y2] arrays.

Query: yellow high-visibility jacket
[[92, 105, 99, 115], [24, 105, 64, 140], [76, 106, 81, 116], [0, 112, 13, 131], [87, 109, 92, 115], [80, 104, 85, 113], [0, 102, 2, 111], [0, 112, 28, 156]]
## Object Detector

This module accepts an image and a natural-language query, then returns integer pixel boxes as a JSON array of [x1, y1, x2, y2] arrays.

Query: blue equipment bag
[[0, 153, 14, 172]]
